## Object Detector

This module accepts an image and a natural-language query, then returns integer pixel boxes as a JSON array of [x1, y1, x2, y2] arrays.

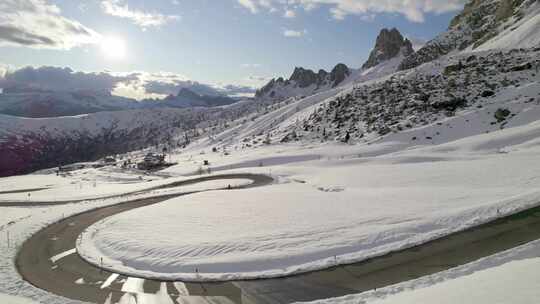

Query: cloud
[[241, 63, 262, 68], [0, 66, 134, 93], [101, 0, 180, 29], [238, 0, 259, 13], [112, 71, 258, 99], [0, 0, 101, 49], [138, 72, 258, 98], [243, 75, 272, 88], [238, 0, 277, 14], [284, 9, 296, 18], [283, 29, 306, 38], [238, 0, 466, 23], [0, 65, 258, 100]]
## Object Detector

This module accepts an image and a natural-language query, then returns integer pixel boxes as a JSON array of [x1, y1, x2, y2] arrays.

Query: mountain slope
[[0, 90, 142, 118], [0, 88, 239, 118], [399, 0, 539, 71], [0, 108, 210, 176]]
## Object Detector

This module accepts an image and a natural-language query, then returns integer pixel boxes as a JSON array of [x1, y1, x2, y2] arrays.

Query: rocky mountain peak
[[289, 67, 320, 88], [330, 63, 351, 87], [362, 28, 414, 69], [255, 63, 350, 99], [177, 88, 201, 98]]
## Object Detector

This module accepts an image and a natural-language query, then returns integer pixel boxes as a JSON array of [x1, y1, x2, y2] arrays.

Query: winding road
[[12, 173, 540, 304]]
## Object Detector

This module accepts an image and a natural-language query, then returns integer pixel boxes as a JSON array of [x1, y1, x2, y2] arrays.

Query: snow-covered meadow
[[76, 116, 540, 281]]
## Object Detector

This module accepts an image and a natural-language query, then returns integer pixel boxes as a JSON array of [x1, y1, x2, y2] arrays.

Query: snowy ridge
[[0, 108, 207, 176], [0, 90, 142, 118]]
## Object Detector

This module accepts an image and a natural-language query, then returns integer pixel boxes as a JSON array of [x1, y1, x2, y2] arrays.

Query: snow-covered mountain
[[157, 88, 237, 108], [281, 48, 539, 143], [183, 0, 540, 153], [0, 87, 240, 118], [255, 27, 415, 102], [0, 89, 142, 118], [0, 108, 212, 176], [399, 0, 540, 70]]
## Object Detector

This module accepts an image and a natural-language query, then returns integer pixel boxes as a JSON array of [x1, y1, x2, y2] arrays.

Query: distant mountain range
[[158, 88, 237, 108], [0, 87, 238, 118]]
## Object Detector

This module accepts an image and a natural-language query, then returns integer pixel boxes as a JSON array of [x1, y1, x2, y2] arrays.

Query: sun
[[100, 36, 126, 60]]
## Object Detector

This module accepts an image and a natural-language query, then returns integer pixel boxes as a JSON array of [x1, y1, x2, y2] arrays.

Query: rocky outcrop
[[291, 47, 539, 143], [289, 67, 320, 88], [399, 0, 533, 71], [330, 64, 351, 87], [362, 28, 414, 69]]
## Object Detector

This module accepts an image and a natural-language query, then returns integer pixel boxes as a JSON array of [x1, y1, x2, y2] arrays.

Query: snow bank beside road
[[0, 294, 41, 304]]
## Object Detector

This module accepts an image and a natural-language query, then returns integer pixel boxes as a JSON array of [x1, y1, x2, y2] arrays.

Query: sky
[[0, 0, 467, 99]]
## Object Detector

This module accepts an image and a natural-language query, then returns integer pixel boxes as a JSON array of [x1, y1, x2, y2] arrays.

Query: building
[[138, 153, 165, 170]]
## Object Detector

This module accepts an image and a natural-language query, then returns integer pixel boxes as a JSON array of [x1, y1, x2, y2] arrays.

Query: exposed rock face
[[398, 0, 533, 71], [289, 67, 320, 88], [362, 28, 414, 69], [330, 64, 351, 87], [255, 63, 350, 99]]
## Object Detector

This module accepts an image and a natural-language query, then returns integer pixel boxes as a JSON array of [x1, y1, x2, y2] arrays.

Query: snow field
[[77, 117, 540, 281]]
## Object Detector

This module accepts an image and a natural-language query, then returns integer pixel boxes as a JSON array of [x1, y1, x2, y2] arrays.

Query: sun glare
[[100, 36, 126, 60]]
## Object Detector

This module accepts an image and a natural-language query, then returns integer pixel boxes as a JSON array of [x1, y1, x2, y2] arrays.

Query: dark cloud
[[0, 66, 257, 99], [0, 0, 100, 49], [0, 25, 56, 46]]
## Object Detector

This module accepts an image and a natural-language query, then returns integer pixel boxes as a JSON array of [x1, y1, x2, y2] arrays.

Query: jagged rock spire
[[362, 28, 414, 69]]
